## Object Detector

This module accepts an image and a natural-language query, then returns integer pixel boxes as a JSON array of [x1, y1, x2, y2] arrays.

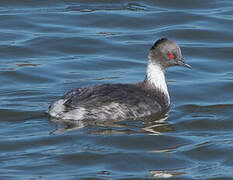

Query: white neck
[[145, 60, 170, 102]]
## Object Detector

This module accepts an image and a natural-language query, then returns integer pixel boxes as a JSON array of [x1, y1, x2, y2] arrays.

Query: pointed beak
[[177, 58, 191, 69]]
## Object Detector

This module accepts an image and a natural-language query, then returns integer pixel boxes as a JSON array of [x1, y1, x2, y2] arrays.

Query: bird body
[[48, 38, 190, 121]]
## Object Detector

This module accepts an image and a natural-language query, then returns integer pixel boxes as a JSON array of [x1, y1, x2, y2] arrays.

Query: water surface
[[0, 0, 233, 179]]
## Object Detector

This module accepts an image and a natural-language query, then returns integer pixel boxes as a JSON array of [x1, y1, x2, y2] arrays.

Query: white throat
[[146, 60, 170, 102]]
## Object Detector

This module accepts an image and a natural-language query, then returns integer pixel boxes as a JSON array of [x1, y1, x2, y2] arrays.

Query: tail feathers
[[48, 99, 66, 118], [48, 99, 86, 121]]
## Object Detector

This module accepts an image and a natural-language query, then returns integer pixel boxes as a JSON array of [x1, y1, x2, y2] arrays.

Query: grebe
[[48, 38, 191, 121]]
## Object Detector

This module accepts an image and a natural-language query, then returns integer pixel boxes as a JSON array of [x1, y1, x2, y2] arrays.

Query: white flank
[[62, 107, 86, 120], [146, 60, 170, 102]]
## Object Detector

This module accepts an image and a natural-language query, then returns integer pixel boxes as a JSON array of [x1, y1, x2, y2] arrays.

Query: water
[[0, 0, 233, 179]]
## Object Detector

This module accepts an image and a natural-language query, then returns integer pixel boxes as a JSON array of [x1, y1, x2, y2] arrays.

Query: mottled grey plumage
[[48, 38, 190, 121]]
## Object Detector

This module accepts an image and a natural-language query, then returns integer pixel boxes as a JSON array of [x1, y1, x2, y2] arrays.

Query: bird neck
[[144, 59, 170, 103]]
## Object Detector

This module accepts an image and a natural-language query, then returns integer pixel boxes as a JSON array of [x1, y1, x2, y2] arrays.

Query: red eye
[[169, 53, 174, 59]]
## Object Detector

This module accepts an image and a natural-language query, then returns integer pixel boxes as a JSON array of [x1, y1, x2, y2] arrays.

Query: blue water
[[0, 0, 233, 179]]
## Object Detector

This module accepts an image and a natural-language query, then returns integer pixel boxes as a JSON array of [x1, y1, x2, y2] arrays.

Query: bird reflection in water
[[49, 111, 174, 135]]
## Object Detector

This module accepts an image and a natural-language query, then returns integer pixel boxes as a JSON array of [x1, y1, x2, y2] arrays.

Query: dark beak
[[177, 58, 191, 69]]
